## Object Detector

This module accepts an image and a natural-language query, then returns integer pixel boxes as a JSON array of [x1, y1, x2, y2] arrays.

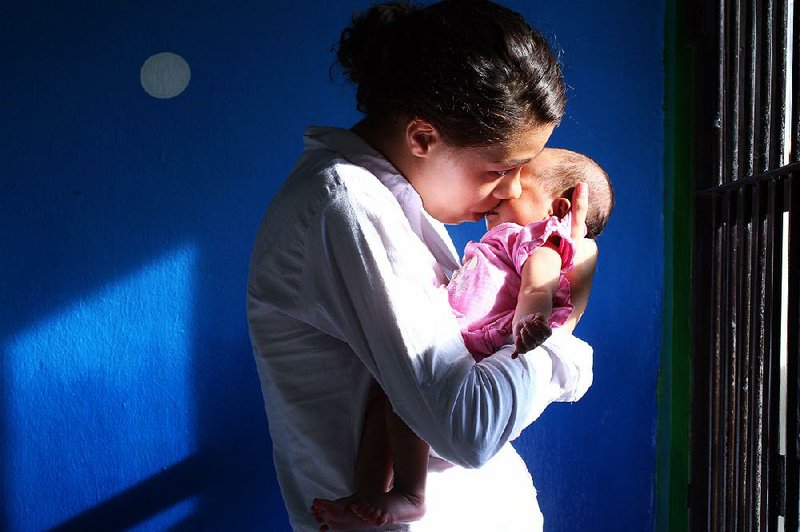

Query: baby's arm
[[511, 240, 563, 356]]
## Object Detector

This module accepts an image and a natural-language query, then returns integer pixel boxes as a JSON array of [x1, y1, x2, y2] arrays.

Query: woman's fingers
[[571, 181, 589, 240]]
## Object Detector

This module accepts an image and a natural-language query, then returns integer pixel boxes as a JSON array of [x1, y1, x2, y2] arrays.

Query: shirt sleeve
[[308, 184, 593, 469]]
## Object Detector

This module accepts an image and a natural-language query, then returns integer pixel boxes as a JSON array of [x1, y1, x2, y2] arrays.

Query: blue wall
[[0, 1, 663, 530]]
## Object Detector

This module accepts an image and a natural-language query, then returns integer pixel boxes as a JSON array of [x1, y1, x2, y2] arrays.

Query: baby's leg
[[351, 399, 429, 526], [356, 393, 394, 493], [311, 394, 392, 530]]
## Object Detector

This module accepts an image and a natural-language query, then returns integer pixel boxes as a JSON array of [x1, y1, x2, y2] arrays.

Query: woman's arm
[[308, 177, 593, 468], [562, 239, 598, 333]]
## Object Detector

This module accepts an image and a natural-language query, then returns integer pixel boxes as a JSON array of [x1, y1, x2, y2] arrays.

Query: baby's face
[[484, 153, 557, 230]]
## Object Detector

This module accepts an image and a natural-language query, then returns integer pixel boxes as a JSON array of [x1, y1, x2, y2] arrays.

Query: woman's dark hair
[[336, 0, 566, 147]]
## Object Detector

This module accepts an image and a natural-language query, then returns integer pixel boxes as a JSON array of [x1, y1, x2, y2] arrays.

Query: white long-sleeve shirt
[[247, 127, 593, 531]]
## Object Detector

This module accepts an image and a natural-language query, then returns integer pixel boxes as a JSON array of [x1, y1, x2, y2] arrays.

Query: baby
[[450, 147, 614, 360], [312, 148, 614, 529]]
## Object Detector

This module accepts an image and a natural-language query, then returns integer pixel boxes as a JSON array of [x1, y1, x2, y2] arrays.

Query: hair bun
[[336, 2, 418, 110], [334, 1, 565, 146]]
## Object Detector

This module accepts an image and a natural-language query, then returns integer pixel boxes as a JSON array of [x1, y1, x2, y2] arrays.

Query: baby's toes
[[352, 502, 383, 524]]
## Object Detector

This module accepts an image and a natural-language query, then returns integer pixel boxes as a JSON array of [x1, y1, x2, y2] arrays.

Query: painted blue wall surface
[[0, 1, 663, 530]]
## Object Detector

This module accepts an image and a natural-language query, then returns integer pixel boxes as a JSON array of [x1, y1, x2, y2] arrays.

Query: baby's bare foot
[[310, 496, 373, 531], [351, 490, 426, 527]]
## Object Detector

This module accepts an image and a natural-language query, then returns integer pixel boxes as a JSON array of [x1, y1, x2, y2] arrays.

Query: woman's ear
[[551, 197, 571, 219], [406, 118, 441, 157]]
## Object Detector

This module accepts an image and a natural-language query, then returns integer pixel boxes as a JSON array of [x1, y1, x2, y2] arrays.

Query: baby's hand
[[511, 312, 552, 358]]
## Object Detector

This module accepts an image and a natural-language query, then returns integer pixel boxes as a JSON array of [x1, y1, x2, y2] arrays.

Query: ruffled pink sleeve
[[511, 213, 576, 276]]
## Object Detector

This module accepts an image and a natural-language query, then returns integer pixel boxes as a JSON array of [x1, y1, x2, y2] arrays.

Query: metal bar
[[793, 0, 800, 162], [727, 0, 743, 183], [784, 173, 799, 529], [736, 186, 752, 531], [744, 2, 774, 525], [697, 162, 800, 196], [690, 1, 726, 526], [749, 182, 764, 532], [712, 192, 728, 530], [769, 0, 788, 169], [757, 0, 774, 173], [744, 0, 757, 178], [764, 178, 782, 530], [717, 0, 728, 186], [726, 191, 739, 531]]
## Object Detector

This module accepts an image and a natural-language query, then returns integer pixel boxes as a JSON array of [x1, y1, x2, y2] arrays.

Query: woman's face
[[406, 123, 555, 224], [485, 148, 560, 230]]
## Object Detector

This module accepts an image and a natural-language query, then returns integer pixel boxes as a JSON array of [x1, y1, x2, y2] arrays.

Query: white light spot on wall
[[140, 52, 191, 99]]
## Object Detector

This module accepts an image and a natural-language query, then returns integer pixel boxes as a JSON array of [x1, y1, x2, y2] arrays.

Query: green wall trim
[[656, 0, 693, 530]]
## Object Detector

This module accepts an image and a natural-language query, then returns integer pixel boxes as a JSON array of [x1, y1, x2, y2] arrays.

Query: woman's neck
[[351, 118, 411, 181]]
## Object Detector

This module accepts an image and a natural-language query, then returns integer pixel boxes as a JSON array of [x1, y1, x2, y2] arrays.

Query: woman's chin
[[443, 211, 496, 225], [457, 212, 488, 224]]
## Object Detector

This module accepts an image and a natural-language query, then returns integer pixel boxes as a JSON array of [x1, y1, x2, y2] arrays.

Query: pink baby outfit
[[447, 215, 576, 361]]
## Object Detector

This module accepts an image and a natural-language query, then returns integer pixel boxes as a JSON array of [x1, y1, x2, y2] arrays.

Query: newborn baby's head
[[485, 148, 613, 238]]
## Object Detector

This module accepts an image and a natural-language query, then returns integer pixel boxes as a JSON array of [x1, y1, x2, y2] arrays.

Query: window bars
[[689, 0, 799, 530]]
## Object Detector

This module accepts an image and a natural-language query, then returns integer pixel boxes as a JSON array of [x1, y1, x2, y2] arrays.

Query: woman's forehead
[[492, 125, 554, 163], [465, 140, 545, 166]]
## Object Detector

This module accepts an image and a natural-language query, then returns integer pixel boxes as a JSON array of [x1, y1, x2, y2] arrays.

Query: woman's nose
[[492, 169, 523, 200]]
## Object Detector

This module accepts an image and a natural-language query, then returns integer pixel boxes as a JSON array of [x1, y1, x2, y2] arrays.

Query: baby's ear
[[552, 197, 571, 219]]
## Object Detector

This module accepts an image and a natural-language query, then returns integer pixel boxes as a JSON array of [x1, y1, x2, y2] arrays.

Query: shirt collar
[[304, 126, 461, 279]]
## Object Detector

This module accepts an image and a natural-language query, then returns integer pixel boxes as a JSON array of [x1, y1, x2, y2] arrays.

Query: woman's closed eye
[[492, 168, 517, 178]]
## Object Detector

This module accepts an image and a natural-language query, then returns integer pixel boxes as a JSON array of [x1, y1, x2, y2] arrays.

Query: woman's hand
[[564, 182, 598, 333], [570, 182, 589, 240]]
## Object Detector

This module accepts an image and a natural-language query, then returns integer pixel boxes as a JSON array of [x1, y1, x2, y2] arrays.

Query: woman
[[247, 1, 597, 529]]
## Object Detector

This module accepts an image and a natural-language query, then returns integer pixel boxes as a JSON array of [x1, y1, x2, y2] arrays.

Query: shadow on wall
[[52, 454, 210, 531], [0, 1, 370, 529]]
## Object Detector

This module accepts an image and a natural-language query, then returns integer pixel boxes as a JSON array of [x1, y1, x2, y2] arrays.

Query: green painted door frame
[[657, 0, 693, 530]]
